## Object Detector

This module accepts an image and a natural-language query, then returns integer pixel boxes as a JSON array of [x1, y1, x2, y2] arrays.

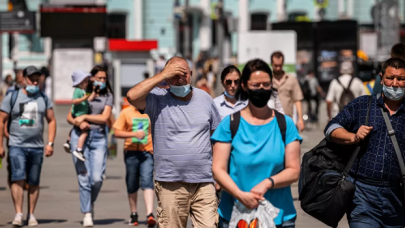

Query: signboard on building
[[40, 4, 107, 38], [0, 11, 36, 33]]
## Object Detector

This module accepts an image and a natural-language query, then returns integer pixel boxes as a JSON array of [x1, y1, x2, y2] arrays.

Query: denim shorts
[[124, 151, 154, 193], [347, 176, 405, 228], [218, 216, 296, 228], [8, 146, 43, 185]]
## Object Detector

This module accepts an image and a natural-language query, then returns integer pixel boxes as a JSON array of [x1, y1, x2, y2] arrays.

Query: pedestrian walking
[[326, 62, 366, 120], [1, 73, 14, 101], [127, 56, 221, 228], [301, 70, 325, 122], [324, 58, 405, 228], [270, 51, 305, 131], [213, 65, 284, 120], [373, 43, 405, 95], [66, 65, 113, 227], [0, 66, 56, 227], [212, 59, 302, 228], [113, 106, 156, 227]]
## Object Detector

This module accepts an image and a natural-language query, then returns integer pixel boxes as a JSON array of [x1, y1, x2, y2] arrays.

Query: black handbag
[[299, 96, 372, 228]]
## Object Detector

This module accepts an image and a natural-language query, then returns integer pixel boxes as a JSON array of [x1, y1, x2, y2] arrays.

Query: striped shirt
[[144, 87, 221, 183]]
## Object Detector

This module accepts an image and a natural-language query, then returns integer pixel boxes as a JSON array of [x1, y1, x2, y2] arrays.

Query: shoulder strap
[[39, 91, 49, 107], [230, 111, 241, 139], [274, 110, 286, 144], [7, 90, 19, 132], [343, 95, 373, 177], [380, 108, 405, 182], [347, 76, 355, 90]]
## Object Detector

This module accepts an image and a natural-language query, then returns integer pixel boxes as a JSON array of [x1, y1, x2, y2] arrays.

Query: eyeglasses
[[247, 82, 272, 89], [237, 218, 258, 228], [225, 79, 239, 86]]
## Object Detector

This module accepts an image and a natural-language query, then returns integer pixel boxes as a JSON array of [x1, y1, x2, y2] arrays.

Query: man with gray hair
[[127, 56, 221, 228], [326, 61, 366, 119]]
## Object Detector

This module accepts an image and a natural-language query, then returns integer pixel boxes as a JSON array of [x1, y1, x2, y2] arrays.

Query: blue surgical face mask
[[382, 82, 405, 101], [170, 84, 191, 97], [26, 85, 39, 94], [94, 81, 106, 90], [224, 90, 235, 99]]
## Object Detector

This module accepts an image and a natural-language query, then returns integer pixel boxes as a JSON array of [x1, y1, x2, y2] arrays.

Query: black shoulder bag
[[299, 95, 372, 228]]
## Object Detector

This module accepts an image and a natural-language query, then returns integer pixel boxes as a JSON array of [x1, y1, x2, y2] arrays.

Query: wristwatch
[[48, 142, 54, 147]]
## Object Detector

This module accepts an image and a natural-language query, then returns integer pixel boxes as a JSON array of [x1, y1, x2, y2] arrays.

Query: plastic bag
[[229, 200, 279, 228]]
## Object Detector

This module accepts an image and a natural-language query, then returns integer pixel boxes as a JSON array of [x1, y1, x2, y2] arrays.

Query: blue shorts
[[9, 147, 43, 185], [124, 151, 154, 193]]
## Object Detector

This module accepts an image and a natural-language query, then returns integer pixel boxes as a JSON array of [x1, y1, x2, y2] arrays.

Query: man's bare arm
[[127, 62, 188, 110]]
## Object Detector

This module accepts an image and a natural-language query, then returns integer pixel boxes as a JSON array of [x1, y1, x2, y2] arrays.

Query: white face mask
[[382, 81, 405, 101]]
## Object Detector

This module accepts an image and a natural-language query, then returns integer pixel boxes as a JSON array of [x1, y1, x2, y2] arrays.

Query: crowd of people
[[0, 45, 405, 228]]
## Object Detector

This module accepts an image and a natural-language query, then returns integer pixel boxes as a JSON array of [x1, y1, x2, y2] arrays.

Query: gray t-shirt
[[88, 93, 113, 130], [0, 90, 53, 148], [145, 87, 221, 183]]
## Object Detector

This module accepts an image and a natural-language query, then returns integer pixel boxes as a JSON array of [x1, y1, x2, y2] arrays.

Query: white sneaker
[[73, 150, 86, 161], [12, 213, 23, 227], [28, 214, 38, 227], [83, 213, 93, 227]]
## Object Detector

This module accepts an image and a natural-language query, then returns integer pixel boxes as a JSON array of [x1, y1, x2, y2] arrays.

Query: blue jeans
[[71, 128, 107, 213], [347, 176, 405, 228], [8, 147, 43, 185], [124, 151, 154, 193], [218, 216, 296, 228]]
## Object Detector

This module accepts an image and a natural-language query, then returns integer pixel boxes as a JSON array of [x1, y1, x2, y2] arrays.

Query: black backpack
[[336, 77, 355, 111], [298, 96, 372, 228], [230, 110, 286, 143]]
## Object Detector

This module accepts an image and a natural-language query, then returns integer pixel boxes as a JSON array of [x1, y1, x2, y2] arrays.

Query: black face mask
[[248, 89, 272, 108]]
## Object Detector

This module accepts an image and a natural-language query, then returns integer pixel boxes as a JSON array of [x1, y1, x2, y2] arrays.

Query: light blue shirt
[[213, 93, 285, 120], [144, 87, 222, 183], [213, 94, 248, 119], [211, 114, 302, 225]]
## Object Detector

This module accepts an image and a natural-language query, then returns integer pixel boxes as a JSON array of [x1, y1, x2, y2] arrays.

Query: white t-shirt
[[326, 74, 367, 118]]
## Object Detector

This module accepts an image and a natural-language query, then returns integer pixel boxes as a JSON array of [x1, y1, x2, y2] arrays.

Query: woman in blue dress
[[212, 59, 302, 228]]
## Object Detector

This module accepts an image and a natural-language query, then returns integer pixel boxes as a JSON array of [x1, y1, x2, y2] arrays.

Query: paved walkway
[[0, 104, 349, 227]]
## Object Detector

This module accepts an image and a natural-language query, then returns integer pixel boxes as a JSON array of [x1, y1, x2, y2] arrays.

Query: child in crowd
[[70, 70, 96, 161]]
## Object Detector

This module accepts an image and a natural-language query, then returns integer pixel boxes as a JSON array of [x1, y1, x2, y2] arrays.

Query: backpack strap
[[275, 110, 286, 144], [347, 76, 355, 90], [342, 95, 373, 177], [230, 111, 241, 139], [39, 91, 49, 107], [7, 90, 19, 132]]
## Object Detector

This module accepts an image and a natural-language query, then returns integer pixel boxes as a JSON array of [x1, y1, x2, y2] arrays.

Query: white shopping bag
[[229, 200, 279, 228]]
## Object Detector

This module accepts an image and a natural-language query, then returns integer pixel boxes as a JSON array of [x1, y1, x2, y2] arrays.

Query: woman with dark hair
[[213, 65, 284, 119], [212, 59, 302, 228], [66, 65, 114, 227]]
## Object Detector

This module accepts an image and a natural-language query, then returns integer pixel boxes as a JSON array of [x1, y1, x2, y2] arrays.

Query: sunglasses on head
[[237, 218, 258, 228], [225, 79, 240, 86]]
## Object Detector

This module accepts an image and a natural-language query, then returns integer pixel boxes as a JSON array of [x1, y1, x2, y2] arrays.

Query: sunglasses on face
[[237, 218, 258, 228], [225, 79, 240, 86]]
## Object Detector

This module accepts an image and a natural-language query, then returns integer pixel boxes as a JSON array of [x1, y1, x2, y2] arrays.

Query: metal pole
[[183, 0, 190, 57], [113, 59, 121, 119], [215, 0, 224, 96], [174, 0, 181, 55]]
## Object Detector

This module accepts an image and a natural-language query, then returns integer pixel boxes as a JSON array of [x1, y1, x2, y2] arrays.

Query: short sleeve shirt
[[88, 93, 113, 130], [273, 74, 304, 117], [144, 87, 222, 183], [0, 90, 53, 148], [113, 106, 153, 152], [211, 114, 302, 225], [72, 88, 89, 117]]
